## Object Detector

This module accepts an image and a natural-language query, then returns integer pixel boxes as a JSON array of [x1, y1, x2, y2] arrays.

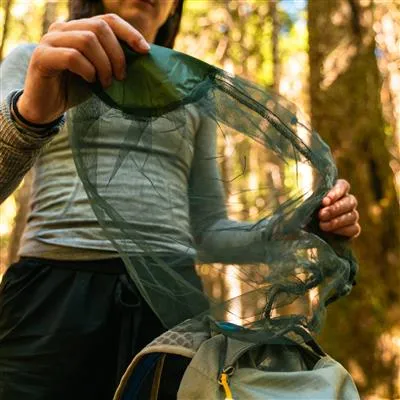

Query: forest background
[[0, 0, 399, 398]]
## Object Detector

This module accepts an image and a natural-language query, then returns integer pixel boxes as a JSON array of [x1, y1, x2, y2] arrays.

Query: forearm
[[0, 91, 62, 204], [0, 44, 67, 204], [189, 114, 273, 264], [195, 218, 271, 264]]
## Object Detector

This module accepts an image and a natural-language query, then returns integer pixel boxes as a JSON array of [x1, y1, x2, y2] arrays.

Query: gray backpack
[[114, 318, 360, 400]]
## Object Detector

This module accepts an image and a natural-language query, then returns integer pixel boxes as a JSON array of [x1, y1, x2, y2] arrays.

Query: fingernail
[[139, 39, 150, 51]]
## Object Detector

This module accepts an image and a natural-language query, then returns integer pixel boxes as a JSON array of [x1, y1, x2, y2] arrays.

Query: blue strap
[[121, 353, 162, 400]]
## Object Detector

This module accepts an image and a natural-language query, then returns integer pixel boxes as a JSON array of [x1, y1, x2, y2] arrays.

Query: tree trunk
[[374, 2, 400, 201], [308, 0, 400, 397], [0, 0, 14, 61], [42, 0, 58, 35], [269, 0, 281, 92]]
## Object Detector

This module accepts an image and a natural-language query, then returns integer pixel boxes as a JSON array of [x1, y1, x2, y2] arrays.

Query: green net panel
[[68, 43, 357, 343]]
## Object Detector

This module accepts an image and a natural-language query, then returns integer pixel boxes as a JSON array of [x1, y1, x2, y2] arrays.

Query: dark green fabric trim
[[90, 43, 217, 117]]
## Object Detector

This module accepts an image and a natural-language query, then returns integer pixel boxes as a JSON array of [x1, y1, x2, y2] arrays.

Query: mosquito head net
[[68, 43, 357, 343]]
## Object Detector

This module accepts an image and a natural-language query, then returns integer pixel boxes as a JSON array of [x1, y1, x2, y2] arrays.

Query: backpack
[[113, 318, 360, 400]]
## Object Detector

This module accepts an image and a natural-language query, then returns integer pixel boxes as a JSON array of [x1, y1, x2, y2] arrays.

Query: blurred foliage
[[0, 0, 399, 397], [0, 0, 68, 59], [308, 0, 400, 398]]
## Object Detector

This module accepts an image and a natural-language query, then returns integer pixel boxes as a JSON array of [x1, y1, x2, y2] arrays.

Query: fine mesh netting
[[68, 44, 357, 343]]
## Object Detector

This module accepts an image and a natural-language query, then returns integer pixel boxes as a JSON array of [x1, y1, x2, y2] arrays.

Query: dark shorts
[[0, 256, 197, 400]]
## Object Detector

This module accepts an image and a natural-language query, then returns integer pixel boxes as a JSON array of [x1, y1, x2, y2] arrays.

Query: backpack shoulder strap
[[114, 318, 210, 400]]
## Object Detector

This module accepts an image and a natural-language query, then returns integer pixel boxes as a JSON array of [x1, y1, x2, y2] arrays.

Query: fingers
[[31, 45, 96, 84], [46, 14, 150, 86], [93, 13, 150, 52], [320, 209, 359, 231], [318, 179, 361, 239], [322, 179, 350, 206], [319, 194, 358, 221], [51, 18, 125, 83], [43, 31, 113, 87], [328, 223, 361, 239]]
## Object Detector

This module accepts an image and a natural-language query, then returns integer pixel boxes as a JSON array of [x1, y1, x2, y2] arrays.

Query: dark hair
[[68, 0, 184, 48]]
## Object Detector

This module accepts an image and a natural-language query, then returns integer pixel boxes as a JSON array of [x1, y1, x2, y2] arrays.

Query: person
[[0, 0, 361, 399]]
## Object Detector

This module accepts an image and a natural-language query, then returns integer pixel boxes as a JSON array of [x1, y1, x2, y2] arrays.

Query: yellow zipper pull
[[218, 367, 235, 400]]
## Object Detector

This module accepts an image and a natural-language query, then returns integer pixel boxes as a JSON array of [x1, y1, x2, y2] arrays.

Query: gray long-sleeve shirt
[[0, 44, 267, 263]]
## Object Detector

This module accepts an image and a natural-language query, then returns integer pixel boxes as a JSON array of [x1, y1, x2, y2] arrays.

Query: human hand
[[17, 13, 150, 125], [318, 179, 361, 239]]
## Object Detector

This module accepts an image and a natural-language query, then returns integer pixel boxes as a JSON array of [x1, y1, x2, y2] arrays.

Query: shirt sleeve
[[188, 114, 270, 264], [0, 44, 65, 204]]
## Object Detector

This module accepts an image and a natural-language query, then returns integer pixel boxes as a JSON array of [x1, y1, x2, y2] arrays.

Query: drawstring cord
[[114, 273, 143, 383], [218, 366, 235, 400]]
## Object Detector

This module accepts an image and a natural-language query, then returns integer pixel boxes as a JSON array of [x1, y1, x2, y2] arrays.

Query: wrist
[[11, 90, 64, 132]]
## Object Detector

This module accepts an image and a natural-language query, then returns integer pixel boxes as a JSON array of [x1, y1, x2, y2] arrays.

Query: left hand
[[318, 179, 361, 239]]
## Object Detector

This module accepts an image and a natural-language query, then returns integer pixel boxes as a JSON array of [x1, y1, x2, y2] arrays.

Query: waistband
[[19, 254, 196, 275]]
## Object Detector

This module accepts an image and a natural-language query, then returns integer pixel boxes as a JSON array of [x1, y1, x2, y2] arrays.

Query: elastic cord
[[11, 90, 64, 131]]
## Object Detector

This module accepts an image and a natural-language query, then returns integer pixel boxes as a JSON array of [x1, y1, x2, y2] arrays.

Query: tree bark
[[0, 0, 14, 61], [42, 0, 58, 35], [374, 3, 400, 201], [308, 0, 400, 397], [269, 0, 281, 92]]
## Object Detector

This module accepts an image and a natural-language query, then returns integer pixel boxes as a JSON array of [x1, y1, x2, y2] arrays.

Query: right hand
[[17, 13, 150, 125]]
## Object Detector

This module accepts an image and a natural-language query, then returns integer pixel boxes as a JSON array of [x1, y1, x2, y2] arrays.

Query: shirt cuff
[[1, 90, 65, 148]]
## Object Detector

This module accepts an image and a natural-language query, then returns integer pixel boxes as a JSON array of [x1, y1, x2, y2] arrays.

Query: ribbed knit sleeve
[[189, 116, 269, 264], [0, 44, 65, 204]]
